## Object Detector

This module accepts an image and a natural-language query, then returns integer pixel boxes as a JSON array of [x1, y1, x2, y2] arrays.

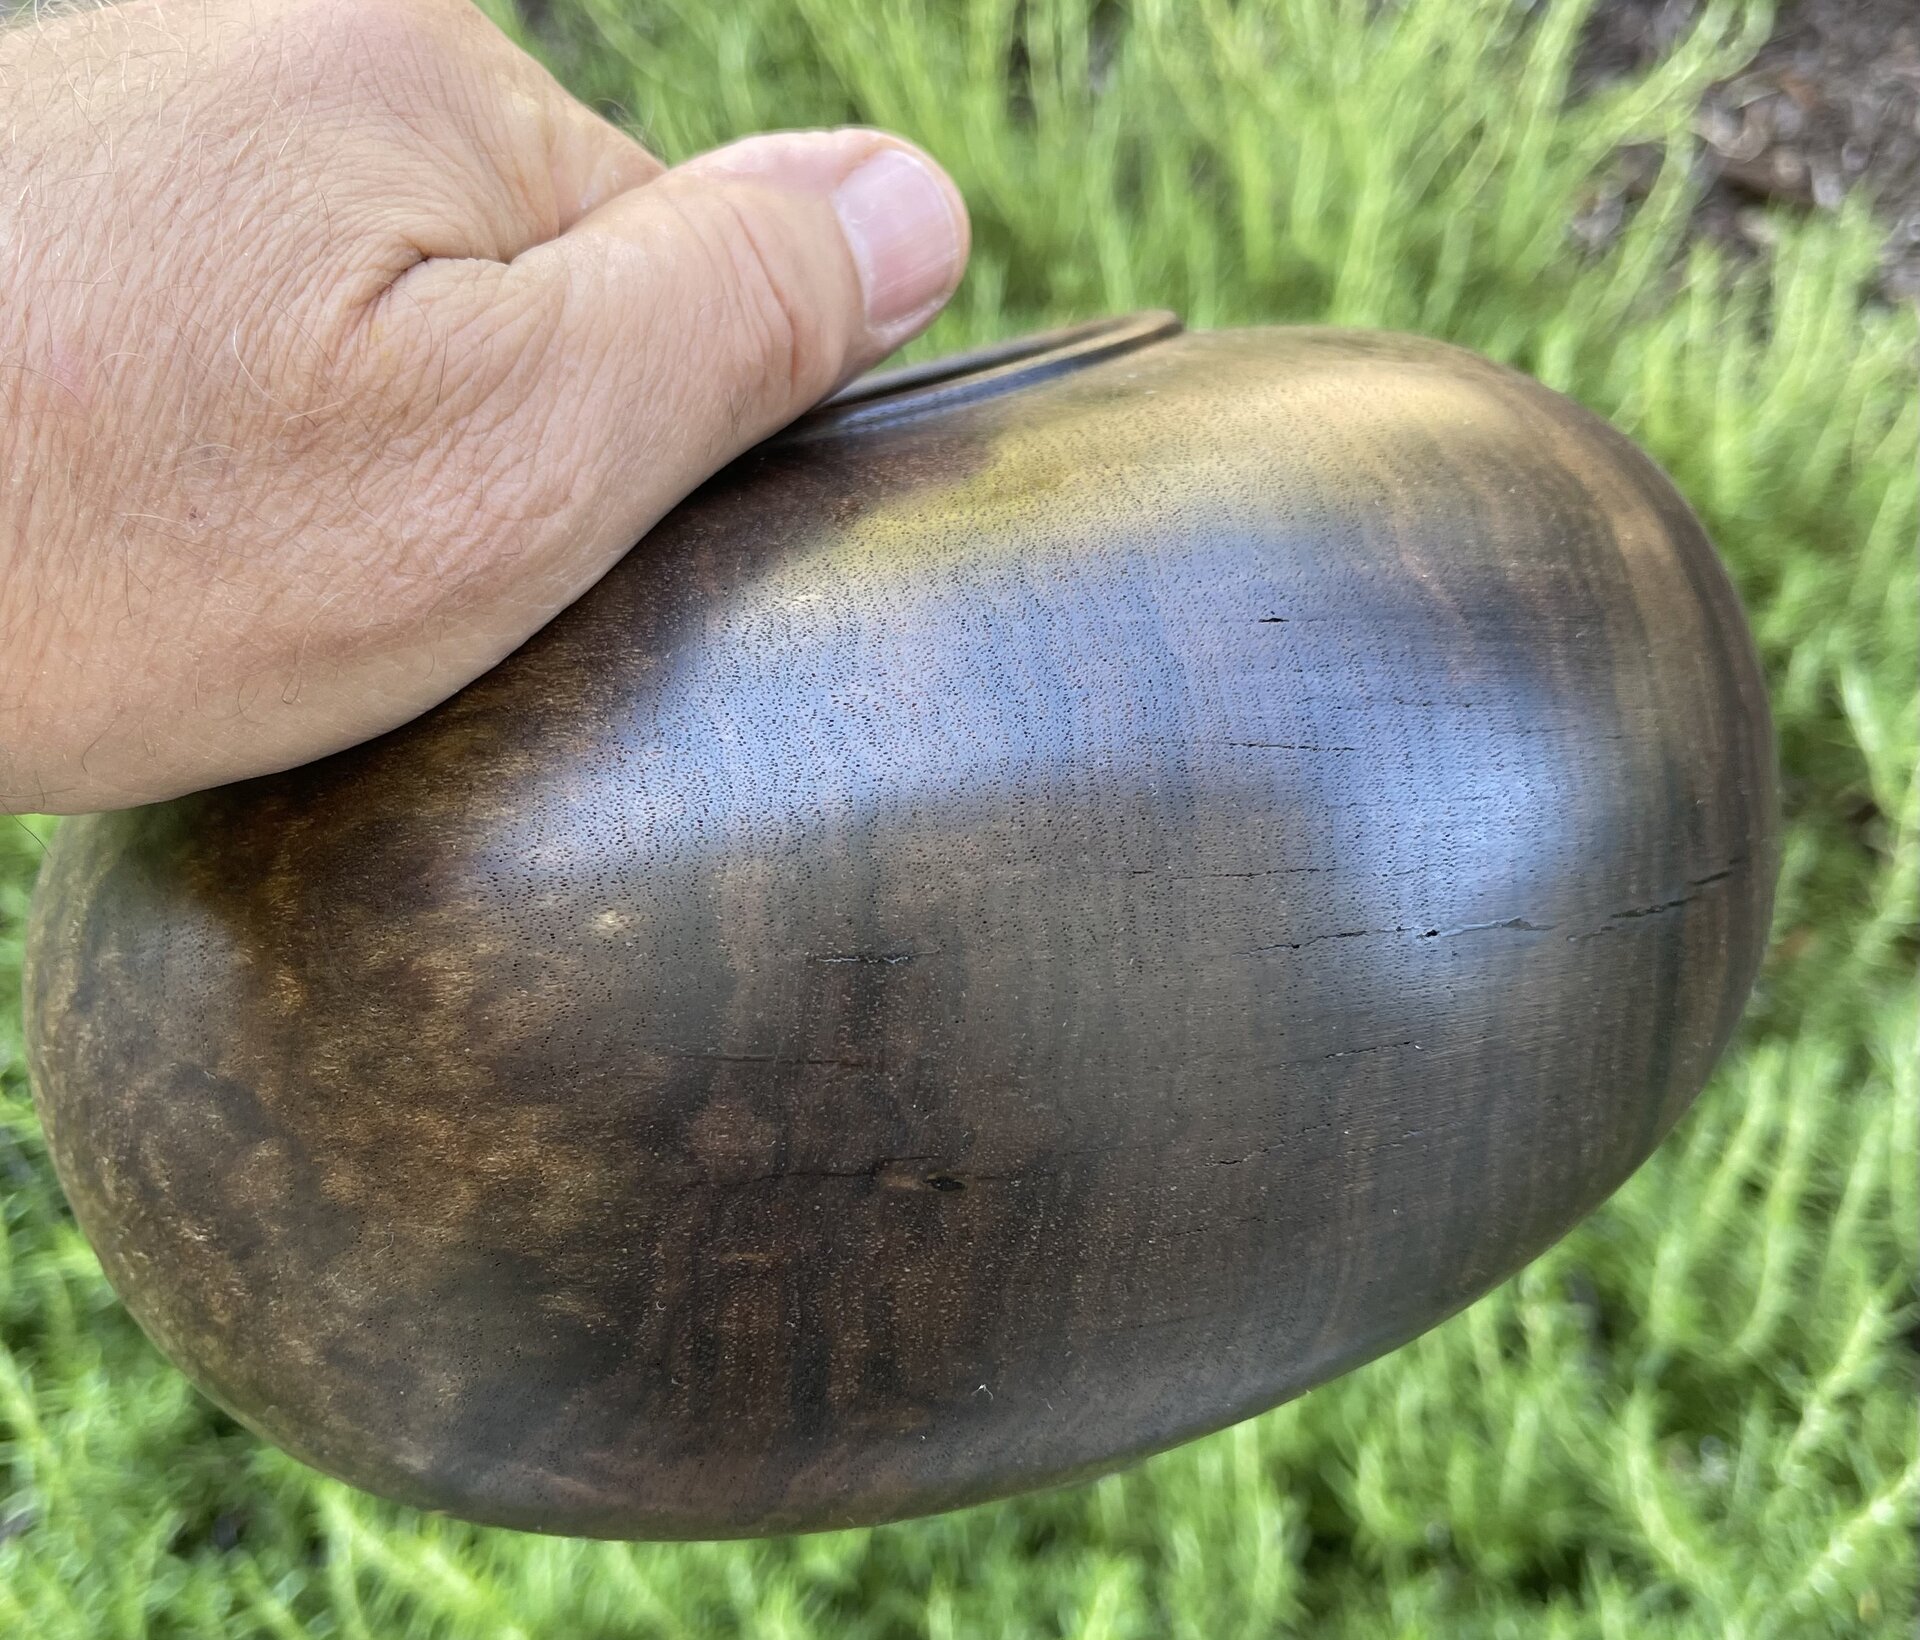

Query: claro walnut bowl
[[23, 314, 1778, 1538]]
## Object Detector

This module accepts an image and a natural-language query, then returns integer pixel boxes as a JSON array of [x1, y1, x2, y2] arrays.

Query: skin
[[0, 0, 970, 814]]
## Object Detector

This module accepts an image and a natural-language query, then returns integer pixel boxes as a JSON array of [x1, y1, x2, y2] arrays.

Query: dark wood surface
[[23, 317, 1778, 1538]]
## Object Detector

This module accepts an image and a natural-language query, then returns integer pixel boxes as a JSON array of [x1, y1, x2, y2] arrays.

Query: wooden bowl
[[23, 314, 1777, 1538]]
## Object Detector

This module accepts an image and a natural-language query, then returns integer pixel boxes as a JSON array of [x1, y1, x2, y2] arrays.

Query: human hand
[[1, 0, 968, 813]]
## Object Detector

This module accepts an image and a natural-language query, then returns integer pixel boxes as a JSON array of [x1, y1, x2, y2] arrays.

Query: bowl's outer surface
[[24, 321, 1778, 1538]]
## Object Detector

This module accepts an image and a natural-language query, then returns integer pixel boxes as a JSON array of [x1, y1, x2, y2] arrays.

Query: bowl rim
[[777, 310, 1184, 441]]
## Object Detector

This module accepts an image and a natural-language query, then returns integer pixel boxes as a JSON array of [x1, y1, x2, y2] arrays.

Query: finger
[[493, 124, 968, 565], [660, 127, 971, 367]]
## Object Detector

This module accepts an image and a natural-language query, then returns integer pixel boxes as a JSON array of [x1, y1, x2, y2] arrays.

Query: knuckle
[[280, 0, 526, 133], [700, 192, 841, 413]]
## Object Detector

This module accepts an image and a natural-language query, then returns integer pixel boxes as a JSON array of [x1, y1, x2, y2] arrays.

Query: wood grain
[[23, 317, 1778, 1538]]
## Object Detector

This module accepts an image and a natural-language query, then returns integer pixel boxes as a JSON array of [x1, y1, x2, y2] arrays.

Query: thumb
[[508, 127, 968, 556]]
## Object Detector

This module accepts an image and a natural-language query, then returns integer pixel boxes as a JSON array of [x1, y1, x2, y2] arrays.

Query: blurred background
[[1, 0, 1914, 1633]]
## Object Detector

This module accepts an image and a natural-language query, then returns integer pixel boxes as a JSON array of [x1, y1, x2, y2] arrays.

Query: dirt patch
[[1582, 0, 1920, 299]]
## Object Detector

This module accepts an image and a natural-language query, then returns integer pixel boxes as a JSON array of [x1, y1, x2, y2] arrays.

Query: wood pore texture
[[23, 321, 1778, 1538]]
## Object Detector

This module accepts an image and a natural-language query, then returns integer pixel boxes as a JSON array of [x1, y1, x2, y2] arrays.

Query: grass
[[2, 0, 1915, 1632]]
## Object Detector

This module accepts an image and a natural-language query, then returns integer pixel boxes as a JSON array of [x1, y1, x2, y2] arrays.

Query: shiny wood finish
[[23, 316, 1777, 1538]]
